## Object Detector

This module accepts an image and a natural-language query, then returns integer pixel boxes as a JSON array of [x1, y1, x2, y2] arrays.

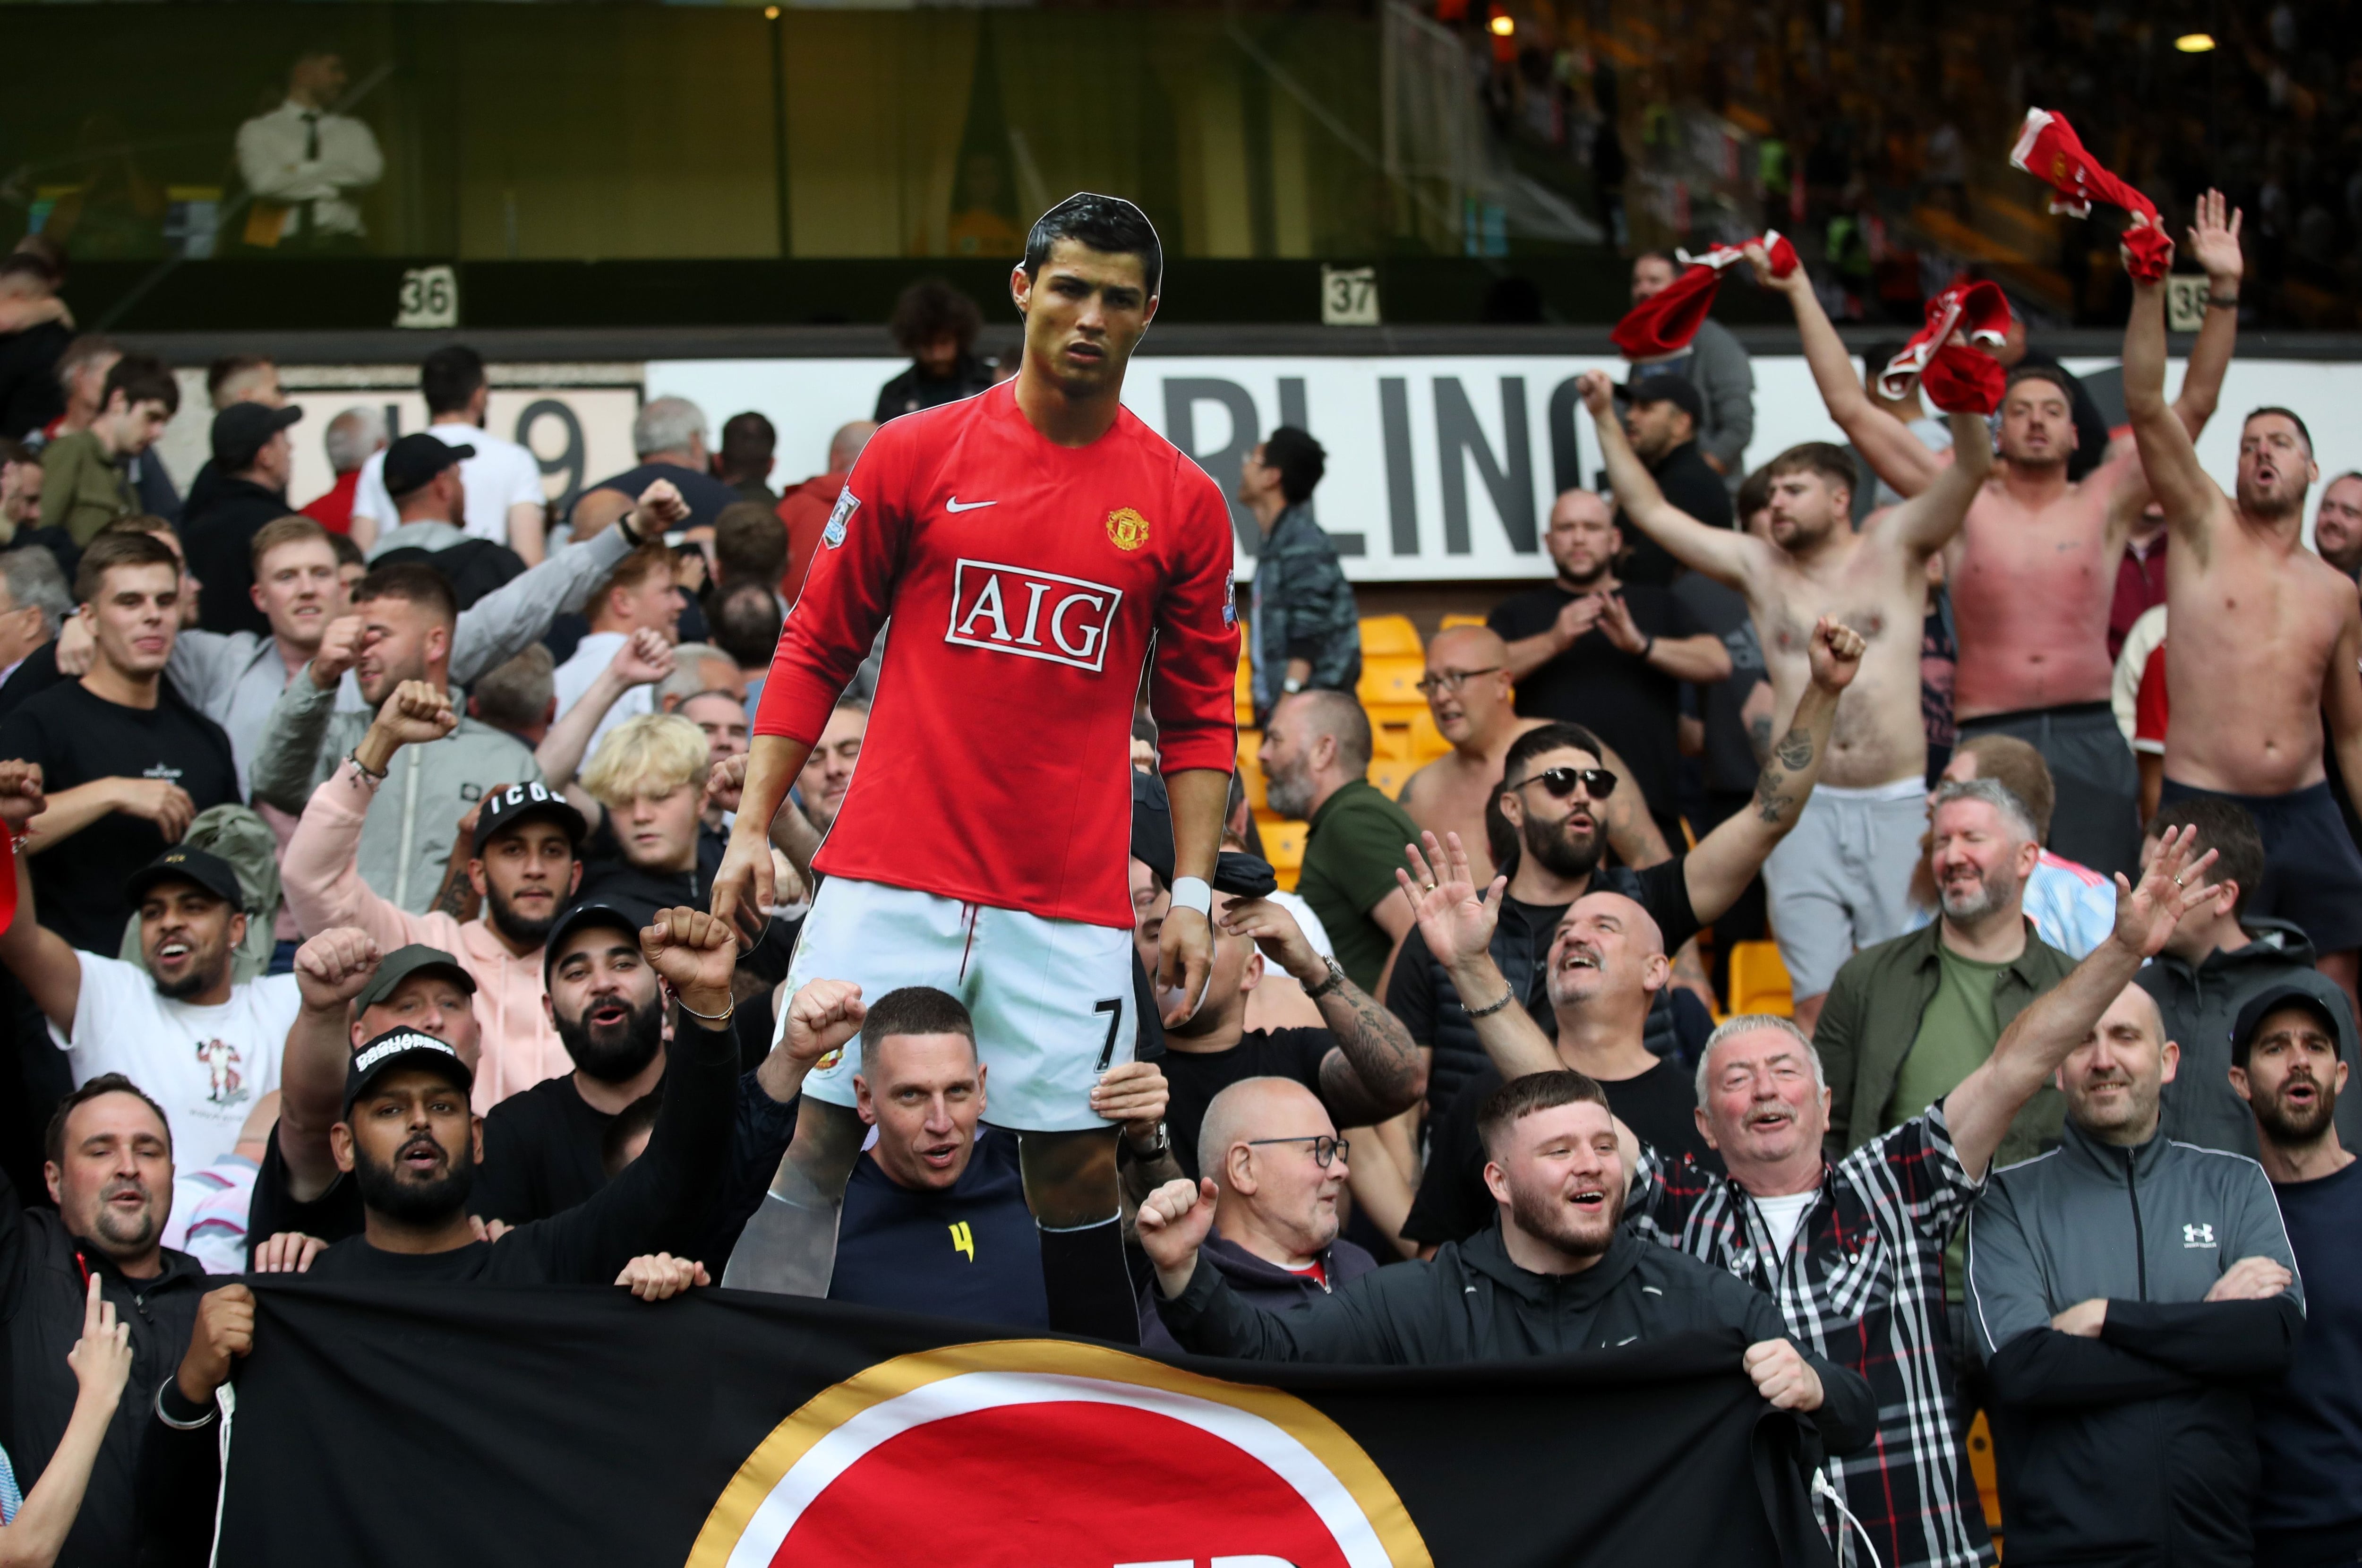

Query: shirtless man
[[1582, 369, 1991, 1032], [2123, 201, 2362, 1015], [1763, 204, 2242, 881], [2314, 472, 2362, 579], [1395, 624, 1669, 884]]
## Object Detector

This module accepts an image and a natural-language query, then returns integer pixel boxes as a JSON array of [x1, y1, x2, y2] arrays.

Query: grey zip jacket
[[1968, 1118, 2303, 1566]]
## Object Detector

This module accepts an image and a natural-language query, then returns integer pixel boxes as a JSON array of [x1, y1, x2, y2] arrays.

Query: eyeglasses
[[1244, 1135, 1351, 1168], [1508, 766, 1618, 800], [1414, 666, 1503, 696]]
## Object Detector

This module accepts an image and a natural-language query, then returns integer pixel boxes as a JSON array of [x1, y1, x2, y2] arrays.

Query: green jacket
[[39, 431, 136, 545], [1816, 916, 2073, 1172], [1250, 504, 1361, 717], [1299, 778, 1419, 992]]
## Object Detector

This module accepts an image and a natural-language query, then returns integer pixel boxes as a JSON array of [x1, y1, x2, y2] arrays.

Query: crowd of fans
[[0, 193, 2349, 1568]]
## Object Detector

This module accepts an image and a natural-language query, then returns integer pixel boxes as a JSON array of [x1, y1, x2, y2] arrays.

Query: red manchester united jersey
[[754, 381, 1240, 928]]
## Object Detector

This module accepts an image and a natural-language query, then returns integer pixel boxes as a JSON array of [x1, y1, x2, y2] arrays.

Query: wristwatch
[[1127, 1120, 1172, 1161], [1302, 956, 1349, 1000], [1282, 677, 1306, 695]]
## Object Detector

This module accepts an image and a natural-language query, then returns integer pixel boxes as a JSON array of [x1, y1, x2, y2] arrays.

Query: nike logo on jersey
[[945, 497, 997, 513], [946, 559, 1123, 673]]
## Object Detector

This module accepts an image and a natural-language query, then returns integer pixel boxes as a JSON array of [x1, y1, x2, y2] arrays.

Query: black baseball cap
[[1617, 373, 1706, 424], [343, 1026, 472, 1114], [211, 401, 303, 470], [542, 902, 642, 986], [123, 847, 245, 910], [354, 943, 477, 1014], [471, 781, 588, 857], [2230, 986, 2347, 1067], [383, 432, 473, 497]]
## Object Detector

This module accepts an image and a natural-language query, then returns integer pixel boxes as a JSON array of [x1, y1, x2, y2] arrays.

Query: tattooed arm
[[1218, 898, 1426, 1125], [1679, 617, 1867, 924]]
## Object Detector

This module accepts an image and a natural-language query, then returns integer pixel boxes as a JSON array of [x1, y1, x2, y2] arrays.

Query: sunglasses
[[1245, 1135, 1351, 1168], [1509, 766, 1617, 800]]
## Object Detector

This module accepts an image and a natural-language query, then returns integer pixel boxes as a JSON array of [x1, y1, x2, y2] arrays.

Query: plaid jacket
[[1629, 1104, 1995, 1568]]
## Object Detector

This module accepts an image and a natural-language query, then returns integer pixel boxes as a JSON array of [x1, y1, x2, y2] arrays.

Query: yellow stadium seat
[[1727, 942, 1794, 1018], [1367, 757, 1416, 800], [1969, 1412, 2003, 1536], [1258, 816, 1308, 892], [1439, 613, 1489, 631], [1236, 740, 1267, 810], [1408, 708, 1454, 762], [1370, 721, 1414, 762], [1358, 656, 1426, 716], [1234, 657, 1255, 728], [1359, 614, 1422, 659]]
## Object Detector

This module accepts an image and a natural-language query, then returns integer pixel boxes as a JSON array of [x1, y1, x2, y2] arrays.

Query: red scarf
[[1611, 232, 1799, 360], [1881, 282, 2012, 415], [2010, 108, 2173, 282]]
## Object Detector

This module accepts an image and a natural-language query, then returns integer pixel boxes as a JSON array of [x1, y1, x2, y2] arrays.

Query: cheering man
[[711, 195, 1238, 1340]]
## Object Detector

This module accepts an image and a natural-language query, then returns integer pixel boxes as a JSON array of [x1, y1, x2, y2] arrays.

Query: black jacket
[[1137, 1230, 1378, 1351], [0, 1167, 208, 1568], [1157, 1222, 1877, 1453], [872, 353, 996, 423], [183, 476, 296, 637], [1968, 1119, 2305, 1566]]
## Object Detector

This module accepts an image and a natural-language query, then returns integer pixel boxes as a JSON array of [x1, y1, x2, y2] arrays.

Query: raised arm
[[2172, 192, 2243, 440], [1136, 1177, 1399, 1362], [1219, 896, 1425, 1125], [1879, 408, 1994, 558], [247, 647, 344, 814], [1578, 372, 1770, 590], [1946, 826, 2220, 1179], [1683, 617, 1864, 922], [445, 485, 677, 684], [533, 628, 675, 831], [1395, 831, 1561, 1081], [276, 929, 382, 1206], [2122, 225, 2219, 547], [0, 766, 79, 1032], [1755, 244, 1943, 497]]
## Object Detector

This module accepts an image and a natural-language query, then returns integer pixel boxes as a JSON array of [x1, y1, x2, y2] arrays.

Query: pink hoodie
[[282, 759, 572, 1113]]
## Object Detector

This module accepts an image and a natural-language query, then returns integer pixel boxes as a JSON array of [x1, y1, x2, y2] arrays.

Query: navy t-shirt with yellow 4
[[828, 1125, 1049, 1328]]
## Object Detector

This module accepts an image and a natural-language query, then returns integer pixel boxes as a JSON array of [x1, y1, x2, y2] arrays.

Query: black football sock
[[1036, 1216, 1141, 1345]]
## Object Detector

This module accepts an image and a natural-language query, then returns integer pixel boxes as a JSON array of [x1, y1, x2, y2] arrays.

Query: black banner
[[214, 1283, 1834, 1568]]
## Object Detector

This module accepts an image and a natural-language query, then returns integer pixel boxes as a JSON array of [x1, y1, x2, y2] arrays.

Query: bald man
[[1138, 1076, 1375, 1348], [1405, 890, 1722, 1248], [1398, 624, 1670, 884], [1258, 689, 1422, 992], [1968, 978, 2303, 1567], [1489, 488, 1730, 845], [776, 420, 880, 604]]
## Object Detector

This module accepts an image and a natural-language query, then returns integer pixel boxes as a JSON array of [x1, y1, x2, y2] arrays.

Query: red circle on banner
[[772, 1401, 1353, 1568]]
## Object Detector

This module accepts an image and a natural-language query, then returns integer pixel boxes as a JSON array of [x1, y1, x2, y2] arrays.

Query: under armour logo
[[2183, 1223, 2217, 1248], [948, 1221, 975, 1262]]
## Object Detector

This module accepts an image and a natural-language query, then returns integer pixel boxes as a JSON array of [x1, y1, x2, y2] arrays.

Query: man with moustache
[[1427, 814, 2221, 1568], [0, 1074, 204, 1568], [1137, 1070, 1875, 1455], [2229, 988, 2362, 1568], [1967, 980, 2303, 1565], [283, 682, 590, 1105]]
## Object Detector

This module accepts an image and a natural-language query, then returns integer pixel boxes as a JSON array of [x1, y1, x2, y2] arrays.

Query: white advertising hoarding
[[651, 352, 2356, 577]]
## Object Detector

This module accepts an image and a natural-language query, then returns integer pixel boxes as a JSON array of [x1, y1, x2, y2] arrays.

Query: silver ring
[[1421, 882, 1438, 894], [2173, 875, 2185, 887]]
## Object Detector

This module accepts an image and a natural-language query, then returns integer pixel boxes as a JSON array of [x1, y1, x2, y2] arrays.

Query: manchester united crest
[[1105, 507, 1149, 551]]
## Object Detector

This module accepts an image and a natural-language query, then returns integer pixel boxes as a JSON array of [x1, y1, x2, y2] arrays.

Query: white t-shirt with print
[[52, 955, 300, 1174], [351, 422, 548, 546]]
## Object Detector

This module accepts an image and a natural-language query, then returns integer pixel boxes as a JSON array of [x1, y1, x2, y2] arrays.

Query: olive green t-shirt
[[1891, 943, 2008, 1302], [1296, 779, 1421, 991], [1887, 945, 2009, 1130]]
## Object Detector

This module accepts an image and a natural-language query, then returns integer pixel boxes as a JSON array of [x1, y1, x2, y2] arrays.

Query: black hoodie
[[1156, 1221, 1876, 1454]]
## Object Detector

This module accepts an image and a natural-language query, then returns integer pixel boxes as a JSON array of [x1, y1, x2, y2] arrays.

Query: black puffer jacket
[[0, 1168, 207, 1568]]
